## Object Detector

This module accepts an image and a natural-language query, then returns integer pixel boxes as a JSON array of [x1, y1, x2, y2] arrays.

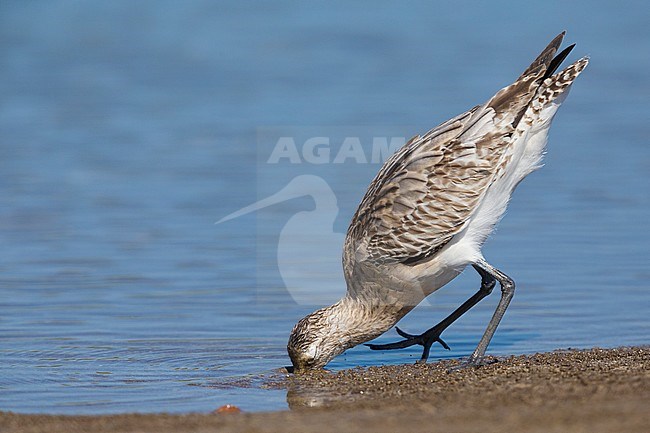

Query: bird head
[[287, 306, 348, 372]]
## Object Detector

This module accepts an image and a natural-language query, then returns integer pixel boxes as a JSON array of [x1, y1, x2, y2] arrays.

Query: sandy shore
[[2, 346, 648, 433]]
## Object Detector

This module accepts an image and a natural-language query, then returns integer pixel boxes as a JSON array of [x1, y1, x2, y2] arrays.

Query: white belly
[[414, 108, 559, 297]]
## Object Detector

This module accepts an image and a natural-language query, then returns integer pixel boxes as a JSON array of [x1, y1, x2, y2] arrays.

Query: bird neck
[[324, 295, 408, 349]]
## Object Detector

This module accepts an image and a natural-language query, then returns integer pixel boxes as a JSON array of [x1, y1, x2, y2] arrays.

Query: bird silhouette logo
[[217, 175, 346, 306]]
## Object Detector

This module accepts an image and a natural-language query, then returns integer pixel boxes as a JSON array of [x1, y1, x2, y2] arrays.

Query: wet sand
[[2, 347, 648, 433]]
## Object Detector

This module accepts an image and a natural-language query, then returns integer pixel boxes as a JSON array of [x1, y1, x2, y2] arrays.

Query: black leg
[[462, 259, 515, 367], [366, 264, 497, 363]]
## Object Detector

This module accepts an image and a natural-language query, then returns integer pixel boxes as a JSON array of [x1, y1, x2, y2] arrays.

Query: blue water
[[1, 0, 649, 415]]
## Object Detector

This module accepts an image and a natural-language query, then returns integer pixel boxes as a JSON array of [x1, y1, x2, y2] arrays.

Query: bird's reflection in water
[[285, 378, 337, 409], [282, 367, 358, 410]]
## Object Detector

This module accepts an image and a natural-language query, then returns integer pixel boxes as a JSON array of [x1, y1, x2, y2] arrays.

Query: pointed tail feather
[[541, 56, 589, 103], [518, 31, 566, 79], [490, 32, 580, 129], [543, 43, 576, 80]]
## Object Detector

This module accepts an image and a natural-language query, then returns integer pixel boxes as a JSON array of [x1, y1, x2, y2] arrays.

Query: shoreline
[[2, 346, 648, 433]]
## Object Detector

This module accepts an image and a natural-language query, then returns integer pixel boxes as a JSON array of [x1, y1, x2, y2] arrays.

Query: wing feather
[[345, 105, 511, 266], [345, 33, 573, 268]]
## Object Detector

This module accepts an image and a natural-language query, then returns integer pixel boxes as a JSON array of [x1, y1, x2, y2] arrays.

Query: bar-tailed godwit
[[288, 32, 588, 371]]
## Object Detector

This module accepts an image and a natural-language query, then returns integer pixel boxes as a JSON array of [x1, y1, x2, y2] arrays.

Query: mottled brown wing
[[345, 33, 568, 267], [345, 104, 510, 265]]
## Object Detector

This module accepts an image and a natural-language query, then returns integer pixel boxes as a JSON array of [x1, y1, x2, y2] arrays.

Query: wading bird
[[287, 32, 588, 371]]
